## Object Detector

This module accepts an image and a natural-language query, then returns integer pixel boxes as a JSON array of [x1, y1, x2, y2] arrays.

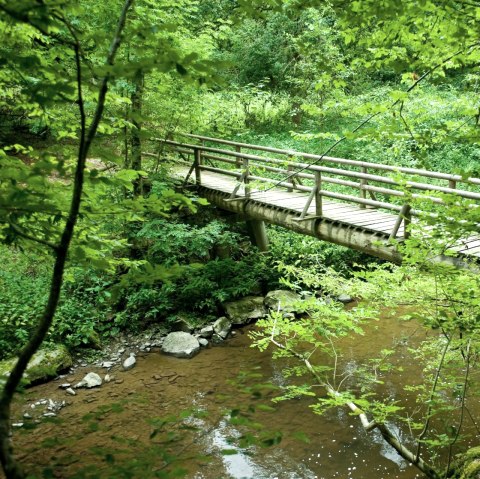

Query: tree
[[0, 1, 135, 477]]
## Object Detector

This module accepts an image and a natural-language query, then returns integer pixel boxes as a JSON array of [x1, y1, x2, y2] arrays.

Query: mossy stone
[[0, 344, 73, 387], [449, 447, 480, 478]]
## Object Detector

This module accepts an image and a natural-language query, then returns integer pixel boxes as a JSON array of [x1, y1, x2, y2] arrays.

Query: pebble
[[104, 374, 112, 383], [12, 423, 24, 428], [59, 383, 71, 389], [115, 379, 124, 385], [66, 388, 76, 396], [23, 413, 32, 419], [43, 412, 56, 418], [101, 361, 115, 368], [118, 348, 126, 355]]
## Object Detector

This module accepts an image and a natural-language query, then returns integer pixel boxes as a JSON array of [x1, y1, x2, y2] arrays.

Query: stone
[[213, 317, 231, 339], [66, 388, 76, 396], [85, 330, 102, 350], [0, 344, 73, 387], [122, 353, 136, 371], [74, 372, 102, 389], [161, 332, 200, 359], [198, 338, 209, 347], [224, 296, 267, 325], [337, 293, 353, 304], [59, 383, 71, 389], [104, 374, 112, 383], [211, 333, 224, 345], [264, 290, 303, 313], [171, 316, 194, 333], [101, 361, 115, 368], [198, 325, 214, 339]]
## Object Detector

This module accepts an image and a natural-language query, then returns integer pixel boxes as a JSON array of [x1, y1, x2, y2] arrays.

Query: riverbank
[[4, 316, 428, 479]]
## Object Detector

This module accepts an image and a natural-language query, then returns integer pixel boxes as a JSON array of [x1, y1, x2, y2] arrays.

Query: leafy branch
[[0, 1, 135, 477], [259, 314, 442, 479]]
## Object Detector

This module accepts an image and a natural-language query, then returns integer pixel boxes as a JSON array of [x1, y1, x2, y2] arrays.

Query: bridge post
[[403, 206, 411, 239], [194, 147, 202, 184], [236, 145, 242, 167], [246, 219, 269, 252], [287, 164, 294, 192], [360, 167, 367, 208], [315, 171, 322, 216], [389, 204, 411, 240], [243, 157, 250, 197]]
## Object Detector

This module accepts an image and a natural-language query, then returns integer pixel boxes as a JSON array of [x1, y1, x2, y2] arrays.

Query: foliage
[[251, 210, 480, 478], [1, 0, 480, 476], [115, 217, 274, 327]]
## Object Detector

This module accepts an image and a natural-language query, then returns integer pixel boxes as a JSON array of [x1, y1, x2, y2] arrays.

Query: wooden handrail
[[149, 135, 480, 238], [169, 133, 480, 186], [159, 140, 480, 202]]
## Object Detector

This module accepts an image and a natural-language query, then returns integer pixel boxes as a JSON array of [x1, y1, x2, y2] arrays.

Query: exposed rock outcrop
[[264, 290, 303, 314], [224, 296, 267, 325]]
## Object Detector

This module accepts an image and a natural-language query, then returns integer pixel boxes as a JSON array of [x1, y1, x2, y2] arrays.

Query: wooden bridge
[[147, 133, 480, 264]]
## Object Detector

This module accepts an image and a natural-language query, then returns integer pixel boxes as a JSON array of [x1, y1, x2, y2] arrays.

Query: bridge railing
[[150, 133, 480, 239]]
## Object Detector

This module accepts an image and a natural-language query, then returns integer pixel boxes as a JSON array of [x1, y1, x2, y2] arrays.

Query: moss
[[0, 344, 73, 387], [462, 460, 480, 478], [449, 447, 480, 479]]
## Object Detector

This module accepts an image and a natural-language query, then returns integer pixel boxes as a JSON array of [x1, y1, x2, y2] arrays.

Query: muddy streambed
[[3, 317, 475, 479]]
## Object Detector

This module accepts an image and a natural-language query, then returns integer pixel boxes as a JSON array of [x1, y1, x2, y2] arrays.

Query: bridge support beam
[[246, 219, 269, 252]]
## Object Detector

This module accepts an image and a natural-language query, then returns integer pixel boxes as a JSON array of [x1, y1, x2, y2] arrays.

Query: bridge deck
[[176, 166, 480, 258]]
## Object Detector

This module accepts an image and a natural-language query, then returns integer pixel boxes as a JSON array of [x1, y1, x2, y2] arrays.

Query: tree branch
[[7, 222, 58, 251], [446, 339, 471, 474], [0, 1, 135, 478], [248, 40, 480, 198], [265, 320, 441, 479], [415, 335, 452, 462]]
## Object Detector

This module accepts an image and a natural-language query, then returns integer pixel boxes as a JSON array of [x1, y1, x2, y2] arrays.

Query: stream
[[3, 315, 476, 479]]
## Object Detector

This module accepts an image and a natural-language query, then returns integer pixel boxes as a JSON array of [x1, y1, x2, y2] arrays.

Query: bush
[[0, 246, 110, 358]]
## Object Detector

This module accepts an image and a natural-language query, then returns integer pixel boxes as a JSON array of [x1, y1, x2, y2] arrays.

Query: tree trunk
[[0, 2, 134, 477], [131, 68, 144, 196]]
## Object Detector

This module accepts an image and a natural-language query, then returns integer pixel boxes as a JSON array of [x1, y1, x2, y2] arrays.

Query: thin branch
[[0, 4, 75, 47], [7, 222, 58, 251], [415, 335, 452, 461], [246, 40, 480, 199], [398, 101, 416, 142], [464, 405, 480, 436], [267, 332, 441, 479], [445, 339, 471, 476]]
